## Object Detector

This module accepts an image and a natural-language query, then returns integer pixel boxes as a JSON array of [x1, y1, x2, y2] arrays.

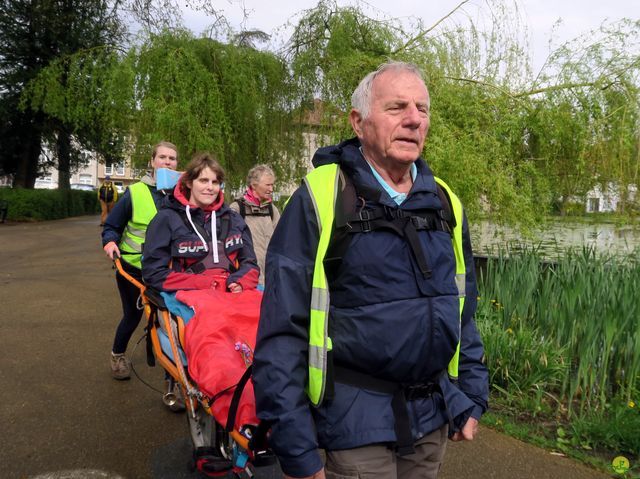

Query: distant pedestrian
[[98, 176, 118, 226], [229, 165, 280, 287]]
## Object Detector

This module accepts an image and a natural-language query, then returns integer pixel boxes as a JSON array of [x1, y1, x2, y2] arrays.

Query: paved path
[[0, 216, 613, 479]]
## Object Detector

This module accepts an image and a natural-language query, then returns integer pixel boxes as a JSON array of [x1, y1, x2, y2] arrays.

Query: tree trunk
[[13, 119, 42, 189], [56, 130, 72, 190]]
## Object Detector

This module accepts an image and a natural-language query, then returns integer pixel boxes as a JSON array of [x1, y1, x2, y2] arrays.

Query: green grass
[[483, 408, 640, 478], [477, 245, 640, 463]]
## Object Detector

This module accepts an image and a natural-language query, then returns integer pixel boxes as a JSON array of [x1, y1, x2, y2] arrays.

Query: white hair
[[247, 164, 275, 187], [351, 61, 429, 119]]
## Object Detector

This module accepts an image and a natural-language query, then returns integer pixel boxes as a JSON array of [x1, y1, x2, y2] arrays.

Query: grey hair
[[351, 61, 428, 119], [247, 164, 275, 187]]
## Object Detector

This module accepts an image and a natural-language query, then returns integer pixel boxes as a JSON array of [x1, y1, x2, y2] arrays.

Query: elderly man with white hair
[[253, 61, 488, 479]]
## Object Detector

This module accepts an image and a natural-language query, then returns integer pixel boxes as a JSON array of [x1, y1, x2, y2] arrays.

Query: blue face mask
[[156, 168, 182, 190]]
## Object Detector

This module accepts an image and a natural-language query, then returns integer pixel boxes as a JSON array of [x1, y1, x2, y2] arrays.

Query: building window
[[79, 174, 93, 185], [105, 162, 125, 177], [587, 197, 600, 213]]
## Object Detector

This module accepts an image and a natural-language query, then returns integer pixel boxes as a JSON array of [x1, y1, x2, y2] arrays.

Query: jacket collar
[[312, 137, 438, 207]]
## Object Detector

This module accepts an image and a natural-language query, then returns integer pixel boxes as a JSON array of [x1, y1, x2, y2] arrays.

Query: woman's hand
[[103, 241, 120, 260], [228, 282, 243, 293]]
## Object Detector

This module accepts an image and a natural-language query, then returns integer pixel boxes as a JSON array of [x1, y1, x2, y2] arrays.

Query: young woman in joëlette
[[142, 152, 259, 294]]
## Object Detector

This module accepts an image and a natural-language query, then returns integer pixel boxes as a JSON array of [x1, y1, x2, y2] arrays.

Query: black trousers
[[111, 260, 144, 354]]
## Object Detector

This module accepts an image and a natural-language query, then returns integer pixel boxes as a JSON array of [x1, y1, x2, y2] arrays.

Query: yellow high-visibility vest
[[119, 182, 157, 269], [303, 164, 466, 406]]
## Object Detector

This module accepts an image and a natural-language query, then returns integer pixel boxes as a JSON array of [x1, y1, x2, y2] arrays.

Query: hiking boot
[[163, 379, 186, 412], [110, 352, 131, 380]]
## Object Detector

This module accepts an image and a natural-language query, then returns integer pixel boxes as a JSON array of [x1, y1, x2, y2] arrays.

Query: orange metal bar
[[113, 258, 145, 291]]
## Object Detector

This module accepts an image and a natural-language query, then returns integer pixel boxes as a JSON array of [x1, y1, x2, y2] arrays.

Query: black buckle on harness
[[437, 209, 452, 234], [410, 215, 432, 231], [404, 382, 437, 401], [358, 209, 372, 233]]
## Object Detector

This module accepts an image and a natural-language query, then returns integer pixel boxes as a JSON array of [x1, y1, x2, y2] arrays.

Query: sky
[[180, 0, 639, 73]]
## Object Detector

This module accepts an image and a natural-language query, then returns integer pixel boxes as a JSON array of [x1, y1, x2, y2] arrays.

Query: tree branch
[[392, 0, 470, 55]]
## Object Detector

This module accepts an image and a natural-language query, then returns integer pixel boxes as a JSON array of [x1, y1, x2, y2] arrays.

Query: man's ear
[[349, 109, 364, 138]]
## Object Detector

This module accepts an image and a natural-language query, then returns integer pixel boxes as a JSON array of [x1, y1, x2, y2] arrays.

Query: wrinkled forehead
[[254, 173, 275, 184], [372, 70, 429, 103]]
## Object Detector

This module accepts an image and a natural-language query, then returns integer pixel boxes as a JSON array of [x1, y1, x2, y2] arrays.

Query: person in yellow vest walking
[[101, 141, 178, 383], [253, 62, 489, 479], [97, 176, 118, 226]]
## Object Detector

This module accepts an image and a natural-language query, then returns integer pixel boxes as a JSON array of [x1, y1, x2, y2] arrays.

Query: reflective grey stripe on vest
[[309, 344, 326, 370], [121, 236, 142, 252], [126, 225, 146, 237], [121, 225, 145, 252], [310, 286, 329, 313], [455, 273, 466, 298]]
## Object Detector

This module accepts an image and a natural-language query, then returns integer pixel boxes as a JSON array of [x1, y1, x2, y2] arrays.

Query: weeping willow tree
[[21, 47, 135, 167], [120, 30, 307, 188], [24, 28, 308, 189], [521, 19, 640, 215], [285, 0, 549, 225], [285, 0, 640, 224], [20, 0, 639, 220]]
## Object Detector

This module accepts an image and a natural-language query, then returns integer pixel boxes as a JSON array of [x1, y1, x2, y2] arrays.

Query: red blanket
[[177, 288, 262, 430]]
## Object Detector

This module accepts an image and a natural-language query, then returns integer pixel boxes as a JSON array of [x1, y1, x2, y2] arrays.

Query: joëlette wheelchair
[[114, 258, 274, 478]]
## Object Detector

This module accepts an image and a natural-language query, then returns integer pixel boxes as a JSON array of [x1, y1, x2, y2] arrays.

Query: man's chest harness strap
[[326, 171, 456, 280]]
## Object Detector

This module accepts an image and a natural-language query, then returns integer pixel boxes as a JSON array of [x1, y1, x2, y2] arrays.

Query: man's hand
[[450, 417, 479, 442], [283, 469, 326, 479], [103, 241, 120, 260], [228, 282, 243, 293]]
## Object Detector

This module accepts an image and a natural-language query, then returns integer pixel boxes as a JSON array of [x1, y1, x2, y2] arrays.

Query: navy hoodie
[[142, 179, 259, 292]]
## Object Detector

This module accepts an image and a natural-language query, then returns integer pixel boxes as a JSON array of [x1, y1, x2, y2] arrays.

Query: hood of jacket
[[140, 172, 156, 187]]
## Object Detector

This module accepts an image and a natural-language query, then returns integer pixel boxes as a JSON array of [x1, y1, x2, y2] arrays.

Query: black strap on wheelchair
[[225, 365, 254, 433], [138, 286, 168, 368], [334, 365, 445, 456], [248, 419, 273, 452], [145, 326, 156, 367]]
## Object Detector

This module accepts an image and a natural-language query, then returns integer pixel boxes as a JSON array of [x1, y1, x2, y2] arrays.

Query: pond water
[[471, 219, 640, 257]]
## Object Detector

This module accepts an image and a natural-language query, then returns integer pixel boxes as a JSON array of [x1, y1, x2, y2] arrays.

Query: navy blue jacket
[[141, 183, 259, 293], [253, 138, 489, 477]]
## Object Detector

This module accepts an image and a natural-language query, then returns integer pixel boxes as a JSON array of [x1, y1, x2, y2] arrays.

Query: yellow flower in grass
[[628, 400, 635, 409], [506, 328, 514, 335]]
